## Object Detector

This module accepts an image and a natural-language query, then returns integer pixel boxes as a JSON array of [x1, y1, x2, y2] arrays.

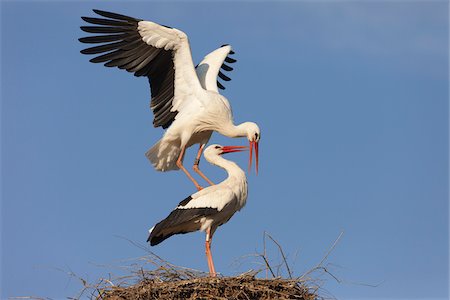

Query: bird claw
[[196, 186, 204, 191]]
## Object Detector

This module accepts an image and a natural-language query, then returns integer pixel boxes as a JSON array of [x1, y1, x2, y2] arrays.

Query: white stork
[[79, 10, 260, 190], [147, 144, 248, 276]]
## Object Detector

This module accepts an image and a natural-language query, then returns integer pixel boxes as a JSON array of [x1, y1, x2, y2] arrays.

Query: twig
[[318, 231, 344, 268], [300, 231, 344, 281], [9, 297, 48, 300], [263, 231, 268, 279], [258, 253, 276, 278], [264, 232, 293, 279]]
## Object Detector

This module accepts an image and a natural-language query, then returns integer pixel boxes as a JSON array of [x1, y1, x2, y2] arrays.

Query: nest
[[89, 251, 319, 300], [102, 274, 315, 300], [71, 234, 345, 300]]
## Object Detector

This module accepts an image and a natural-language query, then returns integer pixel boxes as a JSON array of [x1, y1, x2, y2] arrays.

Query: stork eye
[[215, 146, 221, 149]]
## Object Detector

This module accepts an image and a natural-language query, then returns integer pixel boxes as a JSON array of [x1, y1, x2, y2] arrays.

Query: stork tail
[[145, 139, 181, 171]]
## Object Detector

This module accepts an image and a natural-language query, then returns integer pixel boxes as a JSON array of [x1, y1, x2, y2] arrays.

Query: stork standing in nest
[[147, 144, 248, 276], [79, 10, 260, 190]]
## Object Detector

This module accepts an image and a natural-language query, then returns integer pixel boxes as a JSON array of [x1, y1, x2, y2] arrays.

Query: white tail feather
[[145, 139, 181, 171]]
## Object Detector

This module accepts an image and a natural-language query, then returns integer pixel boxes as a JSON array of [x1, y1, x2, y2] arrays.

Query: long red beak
[[221, 145, 248, 154], [249, 141, 259, 174]]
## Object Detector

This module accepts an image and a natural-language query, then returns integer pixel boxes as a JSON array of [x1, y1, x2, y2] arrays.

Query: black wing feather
[[148, 207, 218, 246], [92, 9, 140, 22], [217, 81, 226, 90], [218, 71, 231, 81], [80, 40, 130, 55], [225, 56, 237, 63], [79, 33, 128, 44], [88, 49, 126, 63], [221, 63, 233, 71], [80, 26, 133, 34], [81, 16, 132, 27]]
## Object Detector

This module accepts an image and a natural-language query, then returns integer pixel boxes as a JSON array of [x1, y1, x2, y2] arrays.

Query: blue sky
[[1, 1, 448, 299]]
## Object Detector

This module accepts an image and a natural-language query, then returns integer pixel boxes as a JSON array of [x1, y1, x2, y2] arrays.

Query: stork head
[[205, 144, 248, 158], [203, 144, 248, 164], [242, 122, 260, 174]]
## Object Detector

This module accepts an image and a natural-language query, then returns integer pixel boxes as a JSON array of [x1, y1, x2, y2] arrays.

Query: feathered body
[[146, 90, 236, 171]]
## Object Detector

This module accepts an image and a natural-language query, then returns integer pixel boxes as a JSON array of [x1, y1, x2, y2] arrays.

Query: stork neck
[[206, 155, 245, 180], [204, 152, 248, 207], [218, 122, 247, 139]]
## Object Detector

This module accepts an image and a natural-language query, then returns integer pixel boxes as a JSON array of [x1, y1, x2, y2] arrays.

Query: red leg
[[205, 228, 216, 277], [205, 240, 213, 274], [176, 145, 203, 191], [193, 144, 215, 186]]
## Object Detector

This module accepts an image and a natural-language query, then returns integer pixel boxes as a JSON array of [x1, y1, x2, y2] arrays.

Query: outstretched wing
[[79, 10, 202, 129], [195, 45, 236, 92]]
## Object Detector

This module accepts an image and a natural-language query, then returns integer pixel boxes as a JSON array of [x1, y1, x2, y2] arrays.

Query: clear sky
[[1, 1, 448, 299]]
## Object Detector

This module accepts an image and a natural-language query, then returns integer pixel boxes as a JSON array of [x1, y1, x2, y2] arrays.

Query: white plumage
[[147, 144, 248, 276], [80, 10, 260, 190]]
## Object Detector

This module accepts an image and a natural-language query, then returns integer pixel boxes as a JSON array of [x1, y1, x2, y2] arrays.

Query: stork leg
[[205, 228, 216, 277], [176, 145, 203, 191], [193, 144, 215, 186]]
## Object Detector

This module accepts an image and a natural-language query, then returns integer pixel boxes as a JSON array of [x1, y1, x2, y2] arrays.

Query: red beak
[[221, 145, 248, 154], [249, 140, 259, 174]]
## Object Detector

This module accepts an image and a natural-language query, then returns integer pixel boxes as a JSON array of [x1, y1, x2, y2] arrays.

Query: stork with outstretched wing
[[79, 10, 260, 190]]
